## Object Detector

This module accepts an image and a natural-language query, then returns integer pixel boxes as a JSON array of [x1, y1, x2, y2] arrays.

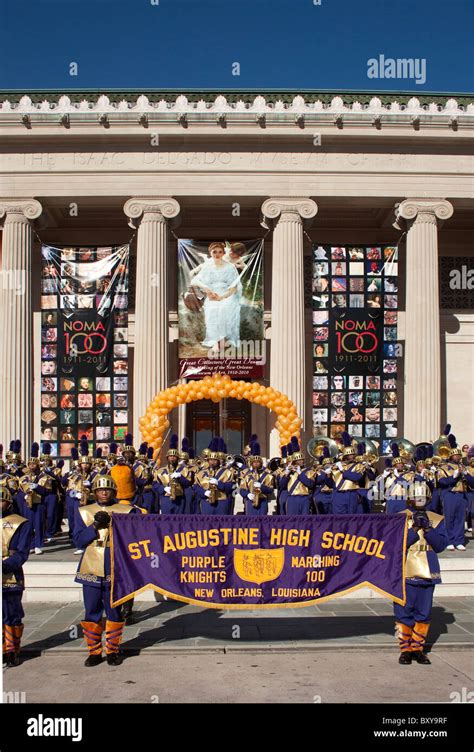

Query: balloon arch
[[139, 373, 302, 458]]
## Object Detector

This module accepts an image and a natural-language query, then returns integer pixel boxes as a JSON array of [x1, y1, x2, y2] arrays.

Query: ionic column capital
[[0, 198, 43, 222], [261, 197, 318, 229], [123, 197, 181, 226], [395, 199, 454, 226]]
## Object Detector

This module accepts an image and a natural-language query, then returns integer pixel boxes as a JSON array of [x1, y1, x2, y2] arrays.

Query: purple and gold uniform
[[74, 474, 145, 666], [394, 483, 447, 665], [331, 434, 366, 515], [240, 444, 274, 516], [2, 487, 33, 666], [437, 437, 468, 549], [194, 439, 235, 515], [16, 443, 52, 552], [153, 435, 192, 514]]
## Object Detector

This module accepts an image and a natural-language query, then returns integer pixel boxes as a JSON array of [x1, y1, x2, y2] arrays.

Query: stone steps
[[22, 553, 474, 602]]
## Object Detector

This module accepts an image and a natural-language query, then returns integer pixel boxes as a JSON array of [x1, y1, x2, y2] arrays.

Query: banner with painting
[[40, 244, 130, 458], [312, 244, 398, 454], [178, 239, 265, 378]]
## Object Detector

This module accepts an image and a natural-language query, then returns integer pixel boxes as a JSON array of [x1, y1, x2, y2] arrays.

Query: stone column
[[395, 199, 454, 443], [0, 199, 42, 450], [124, 198, 180, 439], [261, 198, 318, 457]]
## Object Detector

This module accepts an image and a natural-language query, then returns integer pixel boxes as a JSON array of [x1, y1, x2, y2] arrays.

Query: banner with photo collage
[[40, 244, 130, 459], [312, 244, 399, 454]]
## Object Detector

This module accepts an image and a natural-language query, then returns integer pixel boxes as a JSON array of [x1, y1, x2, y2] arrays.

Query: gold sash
[[438, 462, 466, 493], [332, 462, 365, 492], [2, 513, 27, 586], [196, 468, 234, 501], [402, 509, 443, 580], [78, 502, 134, 578], [287, 468, 316, 496]]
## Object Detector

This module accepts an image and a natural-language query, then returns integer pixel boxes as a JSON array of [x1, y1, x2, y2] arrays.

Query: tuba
[[390, 437, 416, 460], [358, 438, 379, 462], [432, 437, 451, 460], [307, 436, 339, 460]]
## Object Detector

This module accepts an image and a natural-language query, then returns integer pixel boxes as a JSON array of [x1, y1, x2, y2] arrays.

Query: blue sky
[[1, 0, 472, 92]]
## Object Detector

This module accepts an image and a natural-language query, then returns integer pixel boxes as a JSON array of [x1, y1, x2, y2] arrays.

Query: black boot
[[412, 651, 431, 665], [4, 652, 20, 667], [84, 654, 103, 667], [398, 651, 412, 665], [107, 652, 123, 666], [122, 600, 135, 625]]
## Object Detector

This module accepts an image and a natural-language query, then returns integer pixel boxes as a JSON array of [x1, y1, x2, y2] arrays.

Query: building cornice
[[0, 91, 472, 127]]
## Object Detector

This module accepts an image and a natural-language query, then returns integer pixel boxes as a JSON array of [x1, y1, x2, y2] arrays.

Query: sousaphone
[[307, 436, 339, 460], [390, 437, 416, 459], [358, 438, 379, 460]]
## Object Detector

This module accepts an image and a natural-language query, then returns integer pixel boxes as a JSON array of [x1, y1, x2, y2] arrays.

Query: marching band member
[[465, 449, 474, 532], [282, 437, 317, 515], [179, 438, 197, 514], [0, 446, 20, 503], [64, 439, 95, 553], [153, 434, 191, 514], [194, 438, 235, 515], [110, 433, 137, 505], [7, 440, 26, 478], [74, 474, 145, 667], [2, 486, 33, 667], [107, 442, 118, 469], [383, 444, 417, 514], [240, 442, 274, 516], [133, 442, 155, 512], [331, 433, 366, 515], [313, 447, 334, 514], [16, 443, 52, 555], [41, 442, 60, 543], [274, 444, 290, 515], [394, 481, 447, 665], [437, 434, 468, 550]]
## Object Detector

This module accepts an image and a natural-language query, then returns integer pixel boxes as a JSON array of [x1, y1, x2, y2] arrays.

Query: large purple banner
[[111, 515, 408, 609]]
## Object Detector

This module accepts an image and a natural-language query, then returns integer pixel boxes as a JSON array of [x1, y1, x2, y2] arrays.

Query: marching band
[[2, 424, 473, 667]]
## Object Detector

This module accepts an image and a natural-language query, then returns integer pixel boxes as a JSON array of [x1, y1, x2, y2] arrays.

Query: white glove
[[453, 470, 459, 478], [83, 480, 91, 487], [248, 493, 255, 501], [29, 483, 38, 490], [164, 485, 171, 494], [205, 490, 212, 498], [324, 468, 332, 475], [254, 482, 261, 489], [394, 469, 400, 477], [209, 478, 218, 485], [171, 472, 181, 479], [71, 490, 82, 499], [337, 462, 343, 472]]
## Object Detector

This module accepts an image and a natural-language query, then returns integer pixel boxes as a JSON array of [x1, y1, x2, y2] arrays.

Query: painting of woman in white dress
[[178, 238, 264, 377], [190, 242, 242, 347]]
